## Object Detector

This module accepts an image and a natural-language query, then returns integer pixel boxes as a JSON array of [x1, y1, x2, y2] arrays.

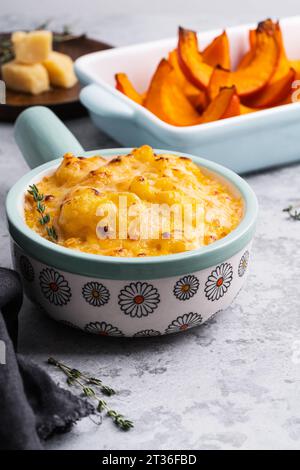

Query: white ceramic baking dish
[[75, 15, 300, 174], [8, 107, 258, 337]]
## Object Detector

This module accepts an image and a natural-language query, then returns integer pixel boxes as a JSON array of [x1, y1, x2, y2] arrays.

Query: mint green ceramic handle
[[14, 106, 84, 169]]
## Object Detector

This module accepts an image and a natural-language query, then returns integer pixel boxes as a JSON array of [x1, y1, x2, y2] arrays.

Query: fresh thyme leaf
[[283, 205, 300, 221], [37, 201, 45, 213], [70, 368, 82, 379], [101, 385, 116, 397], [35, 20, 52, 31], [39, 214, 50, 225], [107, 410, 134, 431], [88, 377, 103, 386], [67, 376, 75, 386], [46, 226, 58, 241], [47, 357, 133, 431], [97, 399, 107, 412], [83, 386, 96, 397], [1, 39, 11, 48], [48, 357, 58, 366], [0, 38, 14, 65]]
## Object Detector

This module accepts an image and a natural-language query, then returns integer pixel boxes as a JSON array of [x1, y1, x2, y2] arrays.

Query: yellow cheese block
[[2, 60, 50, 95], [43, 51, 78, 88], [12, 30, 52, 64]]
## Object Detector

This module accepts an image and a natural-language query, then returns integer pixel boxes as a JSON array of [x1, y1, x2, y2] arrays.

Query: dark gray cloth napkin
[[0, 267, 94, 450]]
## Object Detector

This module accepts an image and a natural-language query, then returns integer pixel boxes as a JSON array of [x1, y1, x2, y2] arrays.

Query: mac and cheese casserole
[[24, 145, 243, 257]]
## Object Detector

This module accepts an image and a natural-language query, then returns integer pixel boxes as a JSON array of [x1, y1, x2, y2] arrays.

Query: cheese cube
[[2, 60, 50, 95], [12, 30, 52, 64], [43, 51, 78, 88]]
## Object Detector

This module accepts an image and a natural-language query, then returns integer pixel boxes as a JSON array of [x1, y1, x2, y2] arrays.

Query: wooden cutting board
[[0, 33, 112, 121]]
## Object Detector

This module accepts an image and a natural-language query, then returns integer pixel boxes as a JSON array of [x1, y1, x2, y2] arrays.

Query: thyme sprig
[[47, 357, 133, 431], [27, 184, 58, 242], [0, 23, 83, 65], [0, 38, 14, 65], [283, 204, 300, 221]]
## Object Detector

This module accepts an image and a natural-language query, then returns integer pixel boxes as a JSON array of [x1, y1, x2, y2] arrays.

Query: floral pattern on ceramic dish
[[204, 262, 233, 301], [118, 282, 160, 318], [39, 267, 72, 306], [82, 281, 110, 307], [165, 312, 203, 334], [133, 329, 161, 337], [12, 241, 251, 337], [238, 250, 249, 277], [84, 321, 124, 337], [173, 274, 200, 301]]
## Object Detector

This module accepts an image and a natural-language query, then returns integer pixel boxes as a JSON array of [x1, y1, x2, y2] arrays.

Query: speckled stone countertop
[[1, 3, 300, 450]]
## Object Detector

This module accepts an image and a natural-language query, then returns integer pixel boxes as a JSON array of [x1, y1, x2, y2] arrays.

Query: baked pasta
[[24, 145, 243, 257]]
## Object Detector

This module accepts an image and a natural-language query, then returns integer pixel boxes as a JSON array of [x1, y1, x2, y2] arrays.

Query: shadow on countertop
[[18, 296, 220, 358]]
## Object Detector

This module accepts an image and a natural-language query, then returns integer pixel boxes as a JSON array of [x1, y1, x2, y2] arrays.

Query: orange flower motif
[[118, 282, 160, 318], [165, 312, 203, 334], [204, 263, 233, 301]]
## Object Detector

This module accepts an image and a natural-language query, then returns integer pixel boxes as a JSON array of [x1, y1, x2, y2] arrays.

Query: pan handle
[[14, 106, 84, 169]]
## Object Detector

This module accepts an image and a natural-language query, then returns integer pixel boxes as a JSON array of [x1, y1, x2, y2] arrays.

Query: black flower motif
[[173, 274, 199, 301], [204, 262, 233, 301], [238, 250, 249, 277], [82, 281, 110, 307], [165, 312, 203, 334], [133, 329, 161, 337], [84, 321, 124, 337], [39, 268, 71, 306], [19, 255, 34, 282], [118, 282, 160, 318]]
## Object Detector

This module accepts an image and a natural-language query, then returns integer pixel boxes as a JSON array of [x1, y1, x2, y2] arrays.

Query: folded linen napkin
[[0, 267, 93, 450]]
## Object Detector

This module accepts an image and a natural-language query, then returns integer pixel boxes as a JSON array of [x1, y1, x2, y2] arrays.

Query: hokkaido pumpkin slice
[[201, 86, 240, 123], [202, 31, 231, 70], [209, 28, 279, 99], [237, 30, 256, 70], [238, 20, 289, 83], [144, 59, 202, 126], [268, 22, 289, 83], [237, 50, 253, 70], [177, 27, 213, 90], [243, 68, 295, 108], [168, 49, 208, 110], [289, 60, 300, 78], [115, 73, 144, 105], [240, 104, 256, 114]]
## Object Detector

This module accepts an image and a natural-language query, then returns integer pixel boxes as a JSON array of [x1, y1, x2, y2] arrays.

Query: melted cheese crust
[[24, 146, 243, 257]]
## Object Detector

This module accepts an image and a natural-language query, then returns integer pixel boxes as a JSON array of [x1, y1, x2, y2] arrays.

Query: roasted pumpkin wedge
[[168, 49, 208, 110], [238, 20, 288, 83], [237, 50, 254, 70], [289, 60, 300, 78], [115, 73, 144, 105], [243, 68, 295, 108], [201, 86, 240, 123], [269, 23, 290, 82], [209, 27, 279, 98], [237, 30, 256, 70], [115, 19, 300, 127], [202, 31, 231, 69], [177, 27, 213, 90], [240, 104, 256, 114], [144, 59, 202, 126]]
